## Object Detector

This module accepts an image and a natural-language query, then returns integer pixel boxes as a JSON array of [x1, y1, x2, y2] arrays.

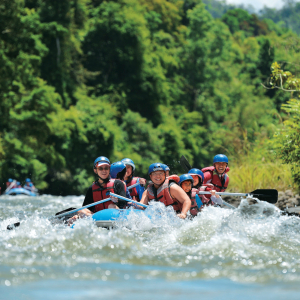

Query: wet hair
[[116, 167, 127, 180], [194, 181, 202, 189]]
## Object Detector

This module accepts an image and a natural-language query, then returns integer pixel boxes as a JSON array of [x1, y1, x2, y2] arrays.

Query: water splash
[[1, 194, 300, 288]]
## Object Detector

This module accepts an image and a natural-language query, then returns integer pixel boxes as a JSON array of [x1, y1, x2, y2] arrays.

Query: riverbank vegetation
[[0, 0, 299, 194]]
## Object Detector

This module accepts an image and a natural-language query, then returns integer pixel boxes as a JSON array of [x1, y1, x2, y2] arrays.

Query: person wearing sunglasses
[[121, 158, 146, 202], [69, 156, 127, 222]]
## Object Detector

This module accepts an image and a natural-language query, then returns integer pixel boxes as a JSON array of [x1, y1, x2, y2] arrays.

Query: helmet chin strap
[[98, 176, 110, 183]]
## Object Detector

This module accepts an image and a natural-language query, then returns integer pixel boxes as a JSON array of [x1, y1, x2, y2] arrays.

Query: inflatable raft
[[5, 188, 37, 197], [92, 208, 154, 228]]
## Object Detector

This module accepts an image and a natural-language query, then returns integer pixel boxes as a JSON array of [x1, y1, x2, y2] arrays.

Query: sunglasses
[[96, 166, 110, 171]]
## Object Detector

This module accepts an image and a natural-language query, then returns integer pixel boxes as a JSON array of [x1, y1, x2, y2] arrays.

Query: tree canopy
[[1, 0, 300, 194]]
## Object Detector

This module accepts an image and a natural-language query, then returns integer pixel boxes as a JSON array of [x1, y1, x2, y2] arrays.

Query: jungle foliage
[[0, 0, 299, 194]]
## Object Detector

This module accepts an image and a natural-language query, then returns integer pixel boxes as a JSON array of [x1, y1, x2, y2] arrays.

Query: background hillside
[[0, 0, 299, 195]]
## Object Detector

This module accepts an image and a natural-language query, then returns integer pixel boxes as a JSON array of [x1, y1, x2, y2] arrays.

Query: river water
[[1, 194, 300, 300]]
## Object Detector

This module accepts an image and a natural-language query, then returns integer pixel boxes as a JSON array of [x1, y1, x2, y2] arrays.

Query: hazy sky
[[226, 0, 285, 10]]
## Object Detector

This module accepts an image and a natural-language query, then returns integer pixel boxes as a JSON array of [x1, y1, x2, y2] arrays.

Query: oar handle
[[110, 192, 148, 208], [127, 182, 140, 190], [58, 183, 141, 218], [222, 201, 236, 209], [4, 180, 17, 194], [197, 191, 248, 197], [57, 192, 148, 218], [54, 198, 112, 218]]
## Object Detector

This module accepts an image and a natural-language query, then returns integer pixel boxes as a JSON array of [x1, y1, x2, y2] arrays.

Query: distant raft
[[5, 188, 37, 197], [92, 208, 154, 228]]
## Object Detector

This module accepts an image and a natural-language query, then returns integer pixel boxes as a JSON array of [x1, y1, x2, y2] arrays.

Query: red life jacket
[[166, 175, 180, 183], [198, 184, 215, 209], [92, 179, 116, 212], [202, 166, 229, 192], [146, 176, 182, 213], [126, 177, 141, 201], [190, 188, 200, 216]]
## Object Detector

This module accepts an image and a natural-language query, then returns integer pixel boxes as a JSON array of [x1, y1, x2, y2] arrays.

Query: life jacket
[[126, 177, 140, 201], [24, 183, 36, 191], [24, 182, 34, 188], [146, 176, 182, 213], [189, 188, 200, 216], [202, 166, 229, 192], [198, 184, 215, 209], [166, 175, 180, 183], [92, 179, 116, 212]]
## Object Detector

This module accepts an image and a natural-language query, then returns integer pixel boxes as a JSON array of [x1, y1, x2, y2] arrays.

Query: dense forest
[[204, 0, 300, 36], [0, 0, 300, 195]]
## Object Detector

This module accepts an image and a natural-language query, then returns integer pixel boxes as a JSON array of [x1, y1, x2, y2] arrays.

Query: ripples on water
[[1, 195, 300, 299]]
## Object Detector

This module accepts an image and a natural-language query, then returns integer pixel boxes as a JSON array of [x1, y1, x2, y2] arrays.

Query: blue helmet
[[148, 163, 165, 175], [17, 181, 21, 185], [25, 178, 31, 183], [213, 154, 228, 165], [188, 168, 204, 183], [161, 164, 170, 171], [121, 158, 135, 171], [179, 174, 194, 186], [93, 156, 110, 168], [8, 178, 13, 182], [110, 162, 126, 179]]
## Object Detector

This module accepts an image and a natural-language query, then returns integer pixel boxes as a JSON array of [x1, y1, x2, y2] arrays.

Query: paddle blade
[[7, 222, 20, 230], [250, 189, 278, 204], [180, 155, 192, 172], [55, 207, 77, 221]]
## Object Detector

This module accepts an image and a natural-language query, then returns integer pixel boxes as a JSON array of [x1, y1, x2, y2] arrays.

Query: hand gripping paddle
[[6, 182, 144, 230]]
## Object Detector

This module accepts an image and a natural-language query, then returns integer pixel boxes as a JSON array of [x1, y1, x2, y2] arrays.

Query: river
[[1, 194, 300, 299]]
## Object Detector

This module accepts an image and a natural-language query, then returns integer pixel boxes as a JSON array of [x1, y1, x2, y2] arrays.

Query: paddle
[[3, 180, 17, 195], [109, 193, 148, 209], [6, 197, 114, 230], [197, 189, 278, 204], [180, 155, 192, 172], [7, 183, 145, 230], [127, 182, 140, 190]]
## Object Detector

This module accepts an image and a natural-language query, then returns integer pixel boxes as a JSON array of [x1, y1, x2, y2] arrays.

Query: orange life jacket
[[92, 179, 116, 212], [146, 176, 182, 213], [202, 166, 229, 192]]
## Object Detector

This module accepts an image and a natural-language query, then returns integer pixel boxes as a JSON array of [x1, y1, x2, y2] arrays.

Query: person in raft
[[16, 181, 22, 188], [121, 158, 146, 201], [140, 163, 191, 219], [6, 178, 16, 189], [178, 174, 202, 217], [110, 161, 132, 200], [69, 156, 127, 223], [202, 154, 229, 192], [23, 178, 37, 192], [161, 164, 170, 177], [188, 168, 204, 190], [187, 168, 223, 207]]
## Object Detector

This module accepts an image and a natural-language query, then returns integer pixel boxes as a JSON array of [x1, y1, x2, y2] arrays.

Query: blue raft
[[5, 188, 37, 197], [92, 208, 153, 228]]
